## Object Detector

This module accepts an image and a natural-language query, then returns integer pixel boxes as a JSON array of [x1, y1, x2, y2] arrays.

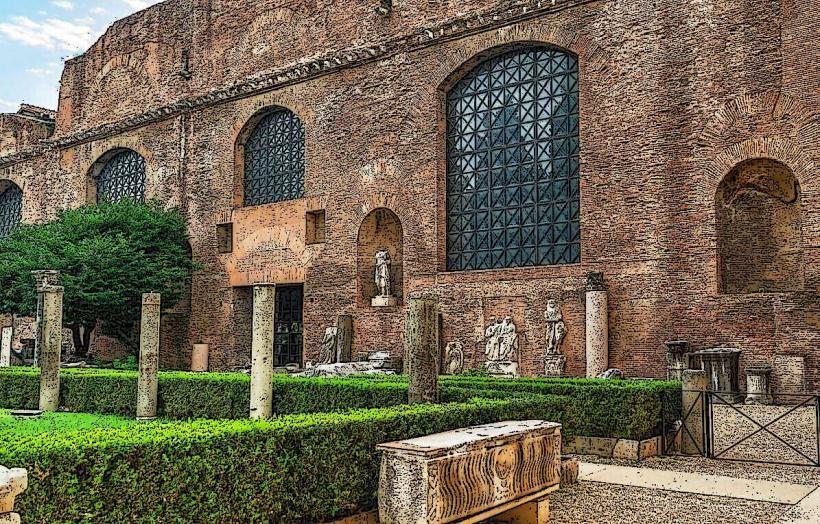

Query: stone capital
[[142, 293, 161, 306], [32, 270, 60, 292]]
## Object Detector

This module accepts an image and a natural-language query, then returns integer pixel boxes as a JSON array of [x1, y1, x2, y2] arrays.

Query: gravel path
[[549, 482, 791, 524]]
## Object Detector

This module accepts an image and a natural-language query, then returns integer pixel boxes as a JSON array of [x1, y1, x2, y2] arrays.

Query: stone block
[[0, 466, 27, 521], [371, 296, 398, 307], [560, 456, 579, 486], [377, 420, 562, 524], [772, 355, 807, 397]]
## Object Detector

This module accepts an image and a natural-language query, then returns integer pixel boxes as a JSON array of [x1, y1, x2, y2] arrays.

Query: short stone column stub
[[37, 284, 64, 412], [745, 363, 773, 405], [681, 369, 707, 456], [585, 272, 609, 378], [335, 314, 353, 363], [250, 285, 276, 420], [191, 343, 209, 372], [137, 293, 161, 421], [405, 292, 439, 404], [0, 326, 12, 367]]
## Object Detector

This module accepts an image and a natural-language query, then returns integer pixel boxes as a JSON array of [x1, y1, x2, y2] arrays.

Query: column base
[[371, 295, 398, 307]]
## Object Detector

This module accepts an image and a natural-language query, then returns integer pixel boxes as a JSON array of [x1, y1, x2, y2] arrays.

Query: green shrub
[[0, 397, 569, 523]]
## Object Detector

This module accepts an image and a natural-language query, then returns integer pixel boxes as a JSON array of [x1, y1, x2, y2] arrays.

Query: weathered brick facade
[[0, 0, 817, 389]]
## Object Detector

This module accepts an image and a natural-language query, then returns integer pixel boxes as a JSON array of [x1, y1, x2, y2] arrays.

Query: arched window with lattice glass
[[243, 108, 305, 206], [0, 181, 22, 238], [446, 46, 581, 271], [96, 149, 146, 203]]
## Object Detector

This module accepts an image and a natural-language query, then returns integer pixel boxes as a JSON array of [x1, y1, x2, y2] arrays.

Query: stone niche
[[357, 208, 403, 307], [716, 158, 803, 294]]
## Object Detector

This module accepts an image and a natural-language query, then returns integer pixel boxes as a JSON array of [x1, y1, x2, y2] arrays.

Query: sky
[[0, 0, 164, 112]]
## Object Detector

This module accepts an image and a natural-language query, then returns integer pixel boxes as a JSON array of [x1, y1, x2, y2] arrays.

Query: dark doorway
[[274, 284, 303, 366]]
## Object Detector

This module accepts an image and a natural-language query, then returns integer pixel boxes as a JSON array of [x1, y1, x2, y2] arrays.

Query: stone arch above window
[[716, 158, 803, 294], [445, 45, 580, 271], [357, 208, 403, 307], [241, 107, 305, 206], [0, 180, 23, 238], [91, 148, 146, 203]]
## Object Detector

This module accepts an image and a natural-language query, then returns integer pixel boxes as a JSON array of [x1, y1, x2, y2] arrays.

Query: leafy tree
[[0, 200, 198, 357]]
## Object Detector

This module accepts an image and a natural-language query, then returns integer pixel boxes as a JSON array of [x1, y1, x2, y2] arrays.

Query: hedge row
[[0, 368, 679, 439], [0, 397, 569, 523]]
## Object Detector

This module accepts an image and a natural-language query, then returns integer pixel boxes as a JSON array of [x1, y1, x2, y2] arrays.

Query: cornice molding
[[0, 0, 590, 168]]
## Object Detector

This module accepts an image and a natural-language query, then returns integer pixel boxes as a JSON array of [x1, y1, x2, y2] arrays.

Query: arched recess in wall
[[88, 148, 146, 203], [0, 180, 23, 238], [357, 208, 403, 306], [716, 158, 803, 294], [235, 106, 305, 207], [442, 44, 581, 271]]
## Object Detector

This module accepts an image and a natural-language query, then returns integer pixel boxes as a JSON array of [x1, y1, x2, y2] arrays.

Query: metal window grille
[[274, 285, 303, 366], [446, 47, 581, 271], [0, 183, 22, 238], [243, 109, 305, 206], [97, 150, 146, 203]]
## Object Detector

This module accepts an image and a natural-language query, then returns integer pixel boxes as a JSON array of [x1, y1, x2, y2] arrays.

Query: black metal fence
[[663, 390, 820, 467]]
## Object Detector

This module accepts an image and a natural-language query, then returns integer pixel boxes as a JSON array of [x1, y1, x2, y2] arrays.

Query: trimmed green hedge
[[0, 368, 679, 439], [0, 397, 569, 523]]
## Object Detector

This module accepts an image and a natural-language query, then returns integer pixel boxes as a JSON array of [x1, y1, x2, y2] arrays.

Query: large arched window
[[0, 181, 22, 238], [96, 149, 146, 203], [243, 108, 305, 206], [446, 46, 580, 271]]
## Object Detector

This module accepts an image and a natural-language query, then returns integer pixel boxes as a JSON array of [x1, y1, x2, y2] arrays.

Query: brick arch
[[83, 142, 153, 204], [231, 95, 310, 208]]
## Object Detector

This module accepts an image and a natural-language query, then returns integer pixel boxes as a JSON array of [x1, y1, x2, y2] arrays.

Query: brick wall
[[0, 0, 817, 388]]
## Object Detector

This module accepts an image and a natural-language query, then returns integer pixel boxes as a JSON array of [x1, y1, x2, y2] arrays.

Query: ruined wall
[[0, 0, 816, 386], [0, 110, 53, 157]]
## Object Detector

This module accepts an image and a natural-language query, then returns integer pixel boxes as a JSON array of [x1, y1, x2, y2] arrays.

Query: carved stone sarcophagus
[[377, 420, 562, 524]]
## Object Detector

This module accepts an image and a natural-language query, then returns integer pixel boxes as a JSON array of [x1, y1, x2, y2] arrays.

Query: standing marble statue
[[544, 299, 568, 377], [484, 316, 519, 378], [372, 249, 397, 306]]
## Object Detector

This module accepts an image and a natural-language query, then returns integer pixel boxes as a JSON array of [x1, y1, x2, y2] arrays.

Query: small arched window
[[243, 108, 305, 206], [96, 149, 146, 203], [0, 181, 23, 238], [446, 46, 581, 271]]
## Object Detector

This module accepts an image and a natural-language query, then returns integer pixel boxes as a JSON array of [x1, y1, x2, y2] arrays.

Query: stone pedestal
[[745, 363, 773, 405], [405, 292, 439, 404], [585, 272, 608, 378], [38, 284, 64, 412], [377, 420, 562, 524], [371, 295, 398, 307], [137, 293, 161, 421], [336, 314, 353, 363], [681, 370, 706, 456], [191, 343, 209, 372], [691, 347, 741, 402], [0, 466, 27, 524], [665, 340, 690, 382], [487, 360, 520, 378], [544, 354, 566, 378], [0, 327, 11, 367], [250, 285, 275, 420]]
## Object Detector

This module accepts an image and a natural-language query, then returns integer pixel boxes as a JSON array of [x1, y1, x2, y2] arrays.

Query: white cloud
[[51, 1, 75, 10], [89, 7, 107, 15], [0, 16, 94, 52], [26, 68, 57, 77], [122, 0, 152, 9]]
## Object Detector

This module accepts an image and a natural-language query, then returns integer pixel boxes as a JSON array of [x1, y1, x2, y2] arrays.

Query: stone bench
[[377, 420, 562, 524], [0, 466, 27, 524]]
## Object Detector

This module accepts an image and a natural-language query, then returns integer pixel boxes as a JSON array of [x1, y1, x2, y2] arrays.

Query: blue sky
[[0, 0, 163, 112]]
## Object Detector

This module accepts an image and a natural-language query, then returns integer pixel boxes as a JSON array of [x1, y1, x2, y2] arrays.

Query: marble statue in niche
[[372, 248, 398, 307], [484, 316, 519, 378], [544, 299, 567, 377], [444, 341, 465, 375]]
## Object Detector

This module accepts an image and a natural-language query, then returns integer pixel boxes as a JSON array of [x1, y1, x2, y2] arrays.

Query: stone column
[[406, 292, 439, 404], [250, 285, 275, 420], [31, 270, 60, 366], [335, 314, 353, 363], [681, 369, 707, 456], [745, 364, 773, 405], [665, 340, 690, 382], [137, 293, 161, 421], [0, 326, 12, 367], [191, 343, 209, 372], [691, 347, 741, 402], [38, 284, 64, 412], [585, 272, 609, 378]]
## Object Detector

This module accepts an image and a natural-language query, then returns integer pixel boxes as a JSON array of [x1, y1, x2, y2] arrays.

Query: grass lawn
[[0, 409, 137, 439]]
